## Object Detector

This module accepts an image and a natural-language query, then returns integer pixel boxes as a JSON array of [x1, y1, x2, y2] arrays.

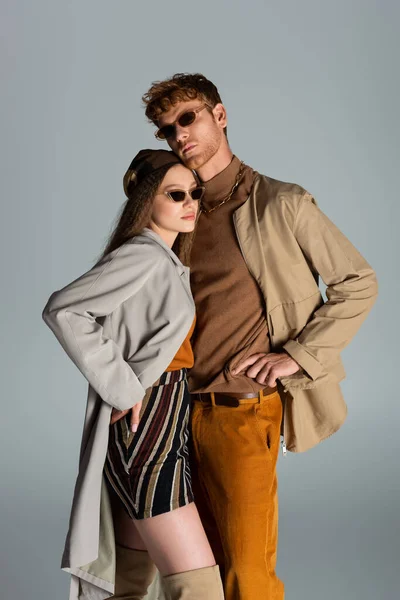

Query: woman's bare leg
[[113, 501, 217, 576]]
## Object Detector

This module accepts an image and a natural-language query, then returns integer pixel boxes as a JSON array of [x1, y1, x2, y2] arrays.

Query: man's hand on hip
[[231, 352, 300, 387]]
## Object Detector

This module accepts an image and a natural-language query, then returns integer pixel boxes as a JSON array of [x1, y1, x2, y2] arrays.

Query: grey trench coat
[[43, 229, 195, 600]]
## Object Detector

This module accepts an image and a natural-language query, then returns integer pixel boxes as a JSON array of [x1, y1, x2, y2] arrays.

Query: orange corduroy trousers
[[190, 389, 284, 600]]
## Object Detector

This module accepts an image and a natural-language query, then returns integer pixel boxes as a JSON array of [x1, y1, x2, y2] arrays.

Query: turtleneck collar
[[201, 156, 242, 210]]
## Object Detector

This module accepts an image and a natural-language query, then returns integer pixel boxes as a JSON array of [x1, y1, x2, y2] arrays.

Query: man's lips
[[182, 144, 196, 154]]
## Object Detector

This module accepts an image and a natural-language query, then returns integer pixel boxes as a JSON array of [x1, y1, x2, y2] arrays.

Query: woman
[[42, 149, 224, 600]]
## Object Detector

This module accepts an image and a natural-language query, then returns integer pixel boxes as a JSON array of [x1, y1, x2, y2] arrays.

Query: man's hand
[[110, 401, 143, 433], [231, 352, 300, 387]]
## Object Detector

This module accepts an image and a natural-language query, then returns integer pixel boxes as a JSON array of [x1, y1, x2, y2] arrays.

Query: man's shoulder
[[237, 171, 315, 230], [254, 172, 310, 203]]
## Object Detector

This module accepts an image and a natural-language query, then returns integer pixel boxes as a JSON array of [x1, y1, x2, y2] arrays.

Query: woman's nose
[[183, 195, 199, 210]]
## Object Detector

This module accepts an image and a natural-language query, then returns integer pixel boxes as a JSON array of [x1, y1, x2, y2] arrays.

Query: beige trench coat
[[233, 173, 378, 452]]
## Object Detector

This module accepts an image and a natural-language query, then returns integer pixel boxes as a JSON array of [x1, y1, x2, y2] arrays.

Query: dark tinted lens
[[178, 111, 197, 127], [168, 190, 187, 202], [157, 124, 175, 140], [156, 110, 197, 139], [190, 187, 205, 201]]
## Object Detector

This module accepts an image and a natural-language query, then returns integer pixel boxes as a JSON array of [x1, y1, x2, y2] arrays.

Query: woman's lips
[[181, 214, 196, 220]]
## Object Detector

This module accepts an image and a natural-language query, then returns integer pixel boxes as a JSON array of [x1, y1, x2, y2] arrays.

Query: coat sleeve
[[42, 242, 162, 411], [282, 192, 378, 380]]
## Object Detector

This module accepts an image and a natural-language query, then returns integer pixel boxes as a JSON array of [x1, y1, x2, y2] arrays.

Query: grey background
[[1, 1, 398, 599]]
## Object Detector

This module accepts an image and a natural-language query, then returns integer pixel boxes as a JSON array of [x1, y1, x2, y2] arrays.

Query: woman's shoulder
[[97, 233, 178, 285], [126, 231, 182, 270], [123, 234, 173, 268], [125, 235, 166, 258]]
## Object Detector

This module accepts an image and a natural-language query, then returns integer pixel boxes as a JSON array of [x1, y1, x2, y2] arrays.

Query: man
[[139, 73, 377, 600]]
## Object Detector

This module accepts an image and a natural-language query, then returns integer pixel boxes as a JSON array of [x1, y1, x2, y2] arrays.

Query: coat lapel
[[135, 229, 193, 299]]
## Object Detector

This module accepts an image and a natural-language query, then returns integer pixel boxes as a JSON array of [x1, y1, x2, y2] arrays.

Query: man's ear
[[212, 103, 228, 130]]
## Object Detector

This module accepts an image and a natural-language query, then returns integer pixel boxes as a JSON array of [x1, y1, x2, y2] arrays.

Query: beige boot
[[112, 544, 157, 599], [162, 565, 224, 600]]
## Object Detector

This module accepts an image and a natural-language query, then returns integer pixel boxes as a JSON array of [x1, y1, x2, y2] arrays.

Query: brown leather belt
[[191, 387, 277, 408]]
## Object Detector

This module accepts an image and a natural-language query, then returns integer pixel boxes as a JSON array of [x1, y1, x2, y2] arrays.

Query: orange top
[[166, 316, 196, 372]]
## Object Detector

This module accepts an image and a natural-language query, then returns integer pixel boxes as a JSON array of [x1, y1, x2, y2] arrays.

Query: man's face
[[156, 99, 227, 171]]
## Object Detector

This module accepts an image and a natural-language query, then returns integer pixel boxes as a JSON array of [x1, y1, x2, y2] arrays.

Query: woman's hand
[[110, 401, 143, 433]]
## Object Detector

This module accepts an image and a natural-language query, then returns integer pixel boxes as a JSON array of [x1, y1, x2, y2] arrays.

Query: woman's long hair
[[99, 164, 195, 265]]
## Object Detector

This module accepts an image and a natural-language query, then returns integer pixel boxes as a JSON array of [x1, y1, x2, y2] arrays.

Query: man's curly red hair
[[142, 73, 224, 126]]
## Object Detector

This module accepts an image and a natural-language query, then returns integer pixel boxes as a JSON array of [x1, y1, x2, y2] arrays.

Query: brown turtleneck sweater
[[189, 156, 274, 394]]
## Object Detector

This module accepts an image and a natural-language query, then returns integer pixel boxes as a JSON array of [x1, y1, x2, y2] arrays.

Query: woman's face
[[148, 164, 201, 244]]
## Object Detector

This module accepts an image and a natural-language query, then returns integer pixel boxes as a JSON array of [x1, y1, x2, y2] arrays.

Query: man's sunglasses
[[155, 106, 208, 141], [164, 186, 205, 203]]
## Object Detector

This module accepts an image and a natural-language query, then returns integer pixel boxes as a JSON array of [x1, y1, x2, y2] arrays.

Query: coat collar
[[135, 228, 188, 276]]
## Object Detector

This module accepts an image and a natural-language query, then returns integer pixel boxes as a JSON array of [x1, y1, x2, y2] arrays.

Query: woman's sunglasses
[[164, 186, 205, 203], [155, 105, 208, 141]]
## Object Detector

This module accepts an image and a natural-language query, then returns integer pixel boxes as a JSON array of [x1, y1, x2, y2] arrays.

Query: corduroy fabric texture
[[190, 389, 284, 600]]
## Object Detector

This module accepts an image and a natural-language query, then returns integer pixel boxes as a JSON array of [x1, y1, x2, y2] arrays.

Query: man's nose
[[175, 124, 189, 144]]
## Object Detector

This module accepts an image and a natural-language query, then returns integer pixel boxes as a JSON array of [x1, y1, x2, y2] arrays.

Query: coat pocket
[[268, 293, 346, 391], [268, 292, 323, 348]]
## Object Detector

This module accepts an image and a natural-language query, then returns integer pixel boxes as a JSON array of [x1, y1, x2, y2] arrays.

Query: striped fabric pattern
[[104, 369, 194, 519]]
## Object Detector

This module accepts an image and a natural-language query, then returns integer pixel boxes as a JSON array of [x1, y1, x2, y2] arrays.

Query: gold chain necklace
[[200, 161, 245, 215]]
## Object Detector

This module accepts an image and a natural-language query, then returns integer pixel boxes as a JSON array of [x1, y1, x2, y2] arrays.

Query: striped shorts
[[104, 368, 194, 520]]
